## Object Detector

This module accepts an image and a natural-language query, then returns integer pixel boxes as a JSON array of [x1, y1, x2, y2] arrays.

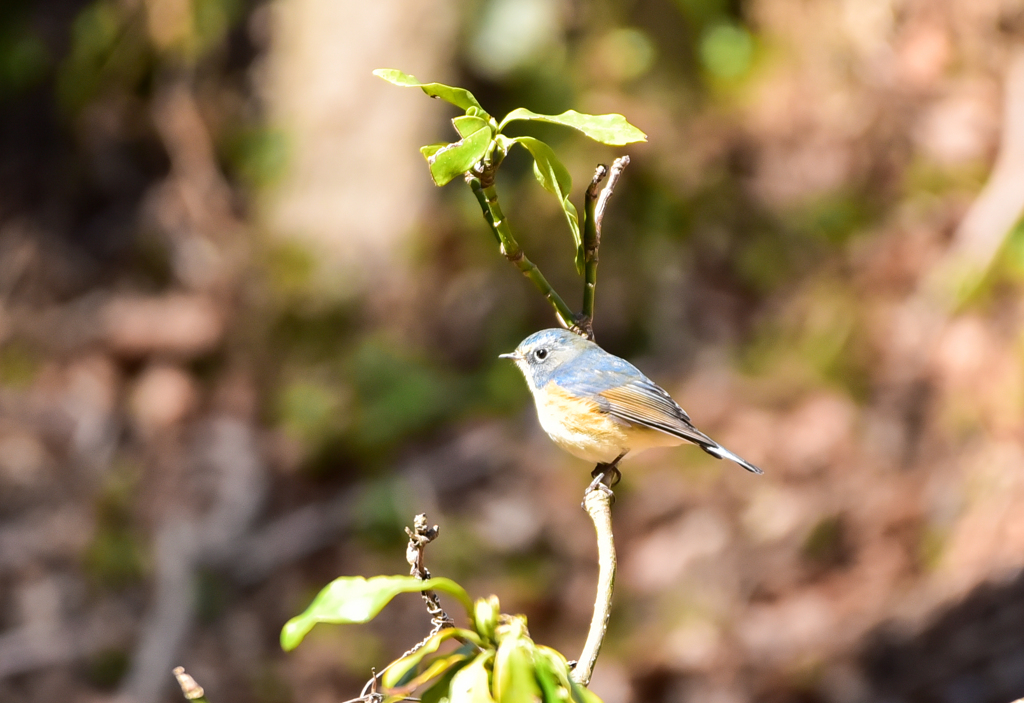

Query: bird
[[500, 328, 762, 483]]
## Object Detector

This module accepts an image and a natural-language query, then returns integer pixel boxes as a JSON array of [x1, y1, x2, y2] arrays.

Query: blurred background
[[2, 0, 1024, 701]]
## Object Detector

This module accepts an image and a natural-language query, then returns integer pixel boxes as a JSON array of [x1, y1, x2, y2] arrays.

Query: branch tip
[[587, 164, 609, 199], [594, 156, 629, 233], [172, 666, 206, 701]]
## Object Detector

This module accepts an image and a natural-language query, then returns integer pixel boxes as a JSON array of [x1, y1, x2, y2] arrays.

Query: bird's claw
[[582, 470, 616, 507]]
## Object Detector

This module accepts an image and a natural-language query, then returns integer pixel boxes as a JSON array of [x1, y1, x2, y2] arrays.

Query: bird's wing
[[553, 356, 764, 474], [594, 378, 716, 448]]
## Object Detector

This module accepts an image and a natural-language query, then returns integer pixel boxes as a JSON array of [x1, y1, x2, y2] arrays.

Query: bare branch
[[172, 666, 208, 701], [405, 513, 454, 633], [571, 476, 617, 687], [580, 157, 630, 339], [594, 156, 629, 236]]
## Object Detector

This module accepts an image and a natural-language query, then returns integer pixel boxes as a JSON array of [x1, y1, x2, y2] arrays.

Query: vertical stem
[[579, 156, 629, 340], [468, 177, 503, 246], [580, 165, 608, 340], [571, 487, 616, 687], [467, 175, 578, 329]]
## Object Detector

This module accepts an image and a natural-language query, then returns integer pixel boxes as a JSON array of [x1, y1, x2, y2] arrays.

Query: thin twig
[[570, 477, 616, 687], [357, 667, 386, 703], [580, 165, 608, 340], [579, 157, 629, 340], [355, 515, 459, 703], [406, 513, 455, 633], [172, 666, 209, 702], [594, 156, 629, 236]]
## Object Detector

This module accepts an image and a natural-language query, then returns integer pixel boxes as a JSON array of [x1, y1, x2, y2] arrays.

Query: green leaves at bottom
[[421, 658, 473, 703], [280, 575, 472, 651], [388, 650, 474, 697], [493, 631, 542, 703], [513, 137, 583, 274], [383, 628, 482, 689], [534, 646, 603, 703], [449, 652, 496, 703]]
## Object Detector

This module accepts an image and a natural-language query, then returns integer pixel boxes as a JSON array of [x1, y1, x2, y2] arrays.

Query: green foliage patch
[[282, 577, 602, 703]]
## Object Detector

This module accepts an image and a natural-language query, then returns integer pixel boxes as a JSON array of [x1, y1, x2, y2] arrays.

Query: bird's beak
[[498, 351, 522, 361]]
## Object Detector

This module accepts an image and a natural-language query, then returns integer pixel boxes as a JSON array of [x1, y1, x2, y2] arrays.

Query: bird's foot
[[583, 462, 620, 507], [583, 474, 615, 506]]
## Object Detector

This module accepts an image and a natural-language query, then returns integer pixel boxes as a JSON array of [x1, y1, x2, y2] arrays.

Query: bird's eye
[[534, 348, 548, 361]]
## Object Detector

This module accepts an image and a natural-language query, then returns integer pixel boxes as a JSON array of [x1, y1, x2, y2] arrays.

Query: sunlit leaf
[[533, 654, 564, 703], [425, 126, 492, 186], [513, 137, 583, 273], [280, 575, 472, 651], [420, 143, 447, 159], [388, 651, 473, 696], [383, 628, 482, 689], [493, 133, 515, 161], [450, 652, 496, 703], [499, 108, 646, 146], [535, 647, 603, 703], [373, 68, 486, 113], [454, 115, 490, 139], [492, 627, 541, 703], [473, 595, 499, 643], [421, 658, 473, 703]]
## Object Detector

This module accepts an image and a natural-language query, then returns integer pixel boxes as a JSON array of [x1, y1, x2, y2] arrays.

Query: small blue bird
[[501, 328, 762, 478]]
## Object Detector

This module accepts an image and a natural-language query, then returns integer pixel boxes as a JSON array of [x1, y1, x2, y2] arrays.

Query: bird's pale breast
[[533, 381, 681, 463]]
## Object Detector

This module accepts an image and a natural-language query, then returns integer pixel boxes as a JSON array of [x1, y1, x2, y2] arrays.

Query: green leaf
[[454, 115, 490, 139], [473, 595, 499, 643], [425, 126, 493, 186], [421, 658, 473, 703], [420, 143, 447, 159], [389, 651, 473, 696], [512, 137, 583, 274], [382, 628, 482, 689], [492, 629, 541, 703], [280, 575, 473, 651], [533, 654, 563, 703], [373, 68, 486, 113], [493, 134, 515, 163], [450, 652, 496, 703], [499, 108, 646, 146], [534, 647, 602, 703]]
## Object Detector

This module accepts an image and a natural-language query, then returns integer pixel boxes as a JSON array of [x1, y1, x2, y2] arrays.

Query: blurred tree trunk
[[263, 0, 459, 293]]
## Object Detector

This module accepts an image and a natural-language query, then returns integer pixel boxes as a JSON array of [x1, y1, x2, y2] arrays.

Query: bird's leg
[[585, 451, 626, 502], [591, 451, 625, 486]]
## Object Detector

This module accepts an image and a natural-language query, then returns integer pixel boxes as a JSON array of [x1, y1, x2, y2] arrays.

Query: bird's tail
[[701, 442, 763, 474]]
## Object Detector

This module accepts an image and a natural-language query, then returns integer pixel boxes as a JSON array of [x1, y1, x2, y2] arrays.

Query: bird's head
[[499, 328, 591, 390]]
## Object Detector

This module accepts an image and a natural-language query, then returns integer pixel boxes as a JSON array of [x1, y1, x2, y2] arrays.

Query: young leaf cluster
[[373, 69, 645, 276], [281, 575, 603, 703]]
